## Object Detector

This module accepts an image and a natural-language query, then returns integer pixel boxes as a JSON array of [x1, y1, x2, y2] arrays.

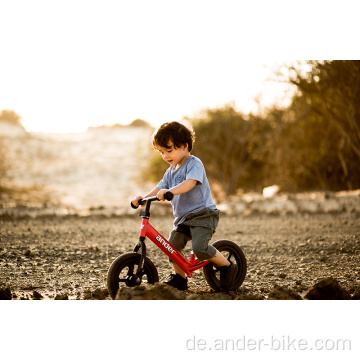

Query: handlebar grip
[[138, 198, 146, 206], [130, 197, 146, 209], [131, 202, 139, 209], [164, 191, 174, 201], [130, 192, 173, 209]]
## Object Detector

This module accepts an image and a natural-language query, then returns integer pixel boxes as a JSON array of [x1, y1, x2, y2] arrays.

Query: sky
[[0, 0, 358, 133]]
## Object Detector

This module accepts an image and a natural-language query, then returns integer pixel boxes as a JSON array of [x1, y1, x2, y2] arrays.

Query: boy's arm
[[131, 187, 160, 207], [143, 187, 161, 198], [157, 179, 197, 201]]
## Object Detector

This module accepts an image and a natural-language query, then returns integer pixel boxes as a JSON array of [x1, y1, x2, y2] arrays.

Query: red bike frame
[[139, 217, 210, 278]]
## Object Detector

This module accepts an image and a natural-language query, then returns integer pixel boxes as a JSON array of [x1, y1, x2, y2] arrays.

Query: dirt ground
[[1, 211, 359, 300]]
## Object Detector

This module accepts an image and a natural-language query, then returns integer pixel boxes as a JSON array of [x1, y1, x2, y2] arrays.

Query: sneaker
[[219, 261, 238, 291], [163, 273, 188, 291]]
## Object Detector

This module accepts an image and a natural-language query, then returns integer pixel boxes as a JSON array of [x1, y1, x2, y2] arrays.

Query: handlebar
[[131, 191, 174, 209]]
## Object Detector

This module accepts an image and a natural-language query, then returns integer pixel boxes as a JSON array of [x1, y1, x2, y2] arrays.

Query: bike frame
[[139, 218, 210, 277], [133, 197, 211, 278]]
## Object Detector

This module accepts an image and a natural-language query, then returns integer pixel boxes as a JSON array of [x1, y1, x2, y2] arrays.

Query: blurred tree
[[142, 61, 360, 196], [263, 101, 350, 191], [190, 105, 273, 195], [0, 109, 23, 127], [279, 60, 360, 190], [129, 119, 152, 128]]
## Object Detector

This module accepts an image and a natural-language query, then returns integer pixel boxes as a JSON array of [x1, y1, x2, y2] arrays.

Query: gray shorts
[[168, 208, 220, 262]]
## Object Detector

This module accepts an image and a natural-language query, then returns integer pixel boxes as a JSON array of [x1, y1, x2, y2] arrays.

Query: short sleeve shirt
[[156, 155, 216, 227]]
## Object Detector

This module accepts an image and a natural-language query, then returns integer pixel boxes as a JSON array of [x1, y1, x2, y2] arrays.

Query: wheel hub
[[125, 274, 142, 287]]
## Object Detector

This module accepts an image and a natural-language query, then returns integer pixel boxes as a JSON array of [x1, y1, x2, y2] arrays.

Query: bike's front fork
[[133, 236, 146, 276]]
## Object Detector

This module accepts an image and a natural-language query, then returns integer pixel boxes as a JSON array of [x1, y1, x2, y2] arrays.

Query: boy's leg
[[209, 250, 230, 267], [190, 226, 237, 290], [189, 225, 217, 261], [172, 262, 186, 279], [167, 226, 190, 279], [163, 227, 189, 290], [209, 250, 238, 290]]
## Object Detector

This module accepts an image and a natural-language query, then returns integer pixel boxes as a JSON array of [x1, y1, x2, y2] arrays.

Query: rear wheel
[[203, 239, 247, 292], [107, 252, 159, 299]]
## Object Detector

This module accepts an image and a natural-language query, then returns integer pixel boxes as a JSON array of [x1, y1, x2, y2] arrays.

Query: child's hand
[[156, 189, 168, 201], [131, 196, 144, 207]]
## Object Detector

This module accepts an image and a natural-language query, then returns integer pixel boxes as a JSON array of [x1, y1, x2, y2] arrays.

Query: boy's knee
[[192, 242, 216, 261]]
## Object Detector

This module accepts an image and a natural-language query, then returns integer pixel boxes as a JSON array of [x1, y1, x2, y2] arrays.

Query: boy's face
[[156, 141, 190, 167]]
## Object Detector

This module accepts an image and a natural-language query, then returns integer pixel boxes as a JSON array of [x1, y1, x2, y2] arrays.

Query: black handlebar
[[131, 191, 174, 209]]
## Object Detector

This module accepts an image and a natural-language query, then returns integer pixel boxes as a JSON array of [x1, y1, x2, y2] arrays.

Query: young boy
[[131, 121, 237, 291]]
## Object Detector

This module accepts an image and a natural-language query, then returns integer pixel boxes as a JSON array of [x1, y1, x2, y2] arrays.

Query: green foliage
[[279, 60, 360, 190], [190, 105, 274, 194], [143, 61, 360, 195]]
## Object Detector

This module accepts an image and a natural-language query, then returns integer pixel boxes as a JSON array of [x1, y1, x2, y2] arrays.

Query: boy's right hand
[[131, 196, 144, 208]]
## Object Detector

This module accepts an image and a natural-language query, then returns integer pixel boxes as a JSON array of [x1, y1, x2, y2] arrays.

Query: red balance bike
[[107, 192, 247, 299]]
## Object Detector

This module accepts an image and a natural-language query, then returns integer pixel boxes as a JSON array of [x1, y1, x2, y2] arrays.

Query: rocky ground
[[1, 210, 360, 300]]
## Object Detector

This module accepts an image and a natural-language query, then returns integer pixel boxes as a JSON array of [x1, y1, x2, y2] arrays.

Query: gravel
[[1, 212, 359, 300]]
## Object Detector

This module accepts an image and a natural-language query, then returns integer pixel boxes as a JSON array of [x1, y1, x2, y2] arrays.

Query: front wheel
[[203, 239, 247, 292], [107, 252, 159, 299]]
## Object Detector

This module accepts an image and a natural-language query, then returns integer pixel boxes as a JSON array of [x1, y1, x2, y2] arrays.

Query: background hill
[[0, 126, 153, 215]]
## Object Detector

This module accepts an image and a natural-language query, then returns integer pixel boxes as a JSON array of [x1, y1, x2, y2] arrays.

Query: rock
[[83, 290, 93, 300], [32, 290, 43, 299], [115, 283, 263, 300], [92, 288, 109, 300], [54, 294, 69, 300], [234, 294, 263, 300], [304, 278, 352, 300], [186, 293, 233, 300], [115, 283, 187, 300], [0, 287, 12, 300], [352, 290, 360, 300], [24, 249, 31, 257], [267, 286, 302, 300]]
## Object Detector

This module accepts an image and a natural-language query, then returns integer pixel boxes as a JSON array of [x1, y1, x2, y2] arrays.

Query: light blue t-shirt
[[157, 155, 216, 227]]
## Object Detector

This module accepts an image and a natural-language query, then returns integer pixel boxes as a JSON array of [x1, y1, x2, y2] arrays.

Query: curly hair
[[152, 121, 196, 152]]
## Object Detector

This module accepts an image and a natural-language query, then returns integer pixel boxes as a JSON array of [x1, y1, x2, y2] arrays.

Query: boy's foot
[[163, 273, 188, 291], [219, 261, 238, 291]]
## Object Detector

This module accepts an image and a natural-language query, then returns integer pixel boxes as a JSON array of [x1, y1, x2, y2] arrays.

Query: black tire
[[107, 252, 159, 299], [203, 239, 247, 292]]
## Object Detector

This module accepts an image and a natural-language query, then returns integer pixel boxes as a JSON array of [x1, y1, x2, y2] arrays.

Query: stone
[[83, 290, 93, 300], [186, 293, 233, 300], [54, 294, 69, 300], [0, 287, 12, 300], [115, 283, 187, 300], [304, 278, 352, 300], [24, 249, 32, 257], [234, 294, 263, 300], [92, 288, 109, 300], [32, 290, 43, 299]]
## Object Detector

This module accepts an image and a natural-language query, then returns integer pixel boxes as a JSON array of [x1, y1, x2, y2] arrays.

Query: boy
[[131, 121, 237, 291]]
